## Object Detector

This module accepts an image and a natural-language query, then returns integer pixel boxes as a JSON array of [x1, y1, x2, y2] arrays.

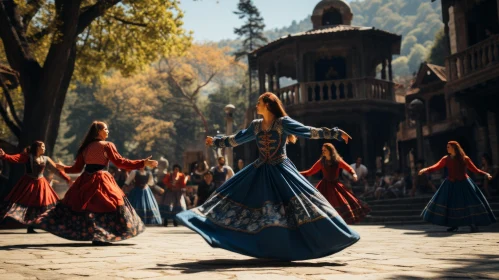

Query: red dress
[[301, 158, 371, 224], [33, 141, 147, 242], [0, 153, 70, 224]]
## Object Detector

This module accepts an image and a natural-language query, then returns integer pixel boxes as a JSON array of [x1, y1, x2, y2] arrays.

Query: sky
[[179, 0, 352, 42]]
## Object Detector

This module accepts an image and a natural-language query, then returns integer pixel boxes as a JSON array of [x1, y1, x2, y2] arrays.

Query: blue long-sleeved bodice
[[214, 116, 341, 166]]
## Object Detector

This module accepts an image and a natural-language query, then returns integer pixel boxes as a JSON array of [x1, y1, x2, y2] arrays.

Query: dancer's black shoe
[[27, 226, 37, 234], [446, 227, 458, 232]]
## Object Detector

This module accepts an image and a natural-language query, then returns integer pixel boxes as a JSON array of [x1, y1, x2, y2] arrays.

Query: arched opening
[[322, 8, 343, 26]]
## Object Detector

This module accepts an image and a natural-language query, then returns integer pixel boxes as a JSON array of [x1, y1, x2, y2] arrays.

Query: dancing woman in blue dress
[[176, 92, 360, 261]]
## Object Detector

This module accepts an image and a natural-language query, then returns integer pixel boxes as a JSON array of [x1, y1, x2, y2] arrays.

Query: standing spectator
[[197, 171, 217, 206], [160, 164, 187, 227], [190, 160, 209, 185], [210, 157, 234, 188], [343, 157, 368, 194]]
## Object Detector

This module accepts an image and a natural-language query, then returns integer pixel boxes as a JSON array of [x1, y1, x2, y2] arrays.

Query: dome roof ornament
[[311, 0, 353, 28]]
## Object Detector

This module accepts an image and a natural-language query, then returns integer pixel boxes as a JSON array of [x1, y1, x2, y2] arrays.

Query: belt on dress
[[84, 164, 108, 174]]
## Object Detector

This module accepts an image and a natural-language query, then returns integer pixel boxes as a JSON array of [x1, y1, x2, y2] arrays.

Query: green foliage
[[233, 0, 267, 59], [426, 27, 450, 66], [217, 0, 444, 78], [54, 44, 247, 167]]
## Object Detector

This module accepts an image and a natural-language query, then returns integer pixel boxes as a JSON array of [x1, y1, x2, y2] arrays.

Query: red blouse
[[163, 172, 186, 190], [301, 158, 355, 181], [425, 155, 487, 181], [63, 141, 145, 173]]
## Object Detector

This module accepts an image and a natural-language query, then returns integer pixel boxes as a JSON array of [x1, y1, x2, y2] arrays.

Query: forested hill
[[219, 0, 443, 77]]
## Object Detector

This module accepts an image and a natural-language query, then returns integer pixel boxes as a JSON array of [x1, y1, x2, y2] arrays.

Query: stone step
[[365, 195, 499, 206], [368, 208, 499, 217], [367, 202, 499, 211], [364, 196, 434, 206], [360, 215, 424, 224]]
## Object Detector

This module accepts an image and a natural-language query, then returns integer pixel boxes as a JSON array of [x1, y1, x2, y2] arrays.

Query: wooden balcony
[[446, 35, 499, 92], [276, 78, 395, 107]]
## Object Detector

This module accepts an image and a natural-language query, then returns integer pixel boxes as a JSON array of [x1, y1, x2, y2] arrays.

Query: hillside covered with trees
[[219, 0, 444, 77]]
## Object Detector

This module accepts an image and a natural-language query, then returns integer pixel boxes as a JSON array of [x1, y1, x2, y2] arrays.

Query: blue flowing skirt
[[421, 178, 496, 227], [127, 187, 162, 225], [176, 158, 360, 261]]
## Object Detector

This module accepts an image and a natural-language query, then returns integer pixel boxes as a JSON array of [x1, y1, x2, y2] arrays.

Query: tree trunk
[[46, 45, 77, 157]]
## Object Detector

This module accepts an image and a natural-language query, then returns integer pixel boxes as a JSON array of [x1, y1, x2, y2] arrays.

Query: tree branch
[[0, 102, 21, 139], [77, 0, 122, 35], [111, 15, 148, 27], [191, 72, 217, 98], [0, 1, 36, 73], [0, 75, 23, 128], [22, 0, 44, 30]]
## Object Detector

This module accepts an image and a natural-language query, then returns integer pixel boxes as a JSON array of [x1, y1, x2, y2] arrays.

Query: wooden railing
[[276, 78, 394, 106], [446, 35, 499, 82]]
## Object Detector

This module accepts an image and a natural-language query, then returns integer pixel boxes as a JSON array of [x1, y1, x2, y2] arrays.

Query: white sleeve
[[124, 170, 136, 185]]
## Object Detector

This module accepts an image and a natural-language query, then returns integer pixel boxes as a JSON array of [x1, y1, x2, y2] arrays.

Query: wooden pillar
[[381, 59, 387, 80], [388, 119, 399, 172], [425, 98, 431, 126], [388, 57, 393, 81], [275, 62, 281, 91], [268, 73, 274, 93], [258, 68, 266, 94], [361, 118, 370, 170]]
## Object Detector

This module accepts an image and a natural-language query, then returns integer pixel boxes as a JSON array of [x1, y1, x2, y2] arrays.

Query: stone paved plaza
[[0, 224, 498, 280]]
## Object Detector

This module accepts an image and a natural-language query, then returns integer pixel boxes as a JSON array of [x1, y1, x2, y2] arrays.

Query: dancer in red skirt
[[33, 121, 158, 245], [300, 143, 371, 224], [0, 141, 71, 233]]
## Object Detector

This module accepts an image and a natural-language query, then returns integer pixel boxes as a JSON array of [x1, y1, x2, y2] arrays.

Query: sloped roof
[[426, 63, 447, 82], [250, 25, 401, 55], [408, 62, 446, 95]]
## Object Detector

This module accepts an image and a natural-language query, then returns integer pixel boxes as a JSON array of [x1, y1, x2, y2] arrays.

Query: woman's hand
[[486, 173, 492, 180], [205, 136, 214, 146], [418, 168, 427, 175], [338, 129, 352, 144], [0, 149, 5, 157], [144, 156, 158, 168]]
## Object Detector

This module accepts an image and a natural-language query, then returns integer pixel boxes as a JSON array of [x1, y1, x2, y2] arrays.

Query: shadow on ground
[[385, 254, 499, 280], [380, 223, 499, 238], [0, 242, 136, 250], [151, 258, 346, 274]]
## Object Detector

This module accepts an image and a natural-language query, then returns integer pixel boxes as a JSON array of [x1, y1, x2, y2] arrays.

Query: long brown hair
[[322, 143, 342, 163], [448, 140, 466, 164], [260, 92, 297, 144], [24, 141, 44, 157], [78, 121, 106, 155]]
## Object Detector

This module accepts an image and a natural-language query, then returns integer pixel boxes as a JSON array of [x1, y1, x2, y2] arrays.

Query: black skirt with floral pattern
[[32, 199, 145, 242]]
